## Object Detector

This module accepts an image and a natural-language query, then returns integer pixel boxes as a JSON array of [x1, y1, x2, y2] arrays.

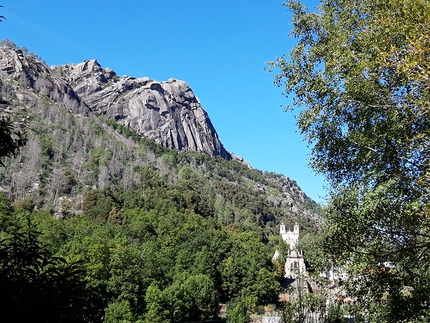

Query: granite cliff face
[[58, 60, 231, 158], [0, 47, 89, 115], [0, 47, 231, 159]]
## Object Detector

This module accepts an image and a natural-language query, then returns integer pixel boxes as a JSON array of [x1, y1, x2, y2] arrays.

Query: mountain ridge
[[1, 46, 231, 158], [0, 43, 319, 226]]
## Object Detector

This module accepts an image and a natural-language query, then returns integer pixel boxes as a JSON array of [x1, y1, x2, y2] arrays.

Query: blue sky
[[0, 0, 326, 203]]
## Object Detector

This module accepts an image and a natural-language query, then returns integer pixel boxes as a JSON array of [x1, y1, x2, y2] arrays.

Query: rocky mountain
[[0, 46, 230, 158], [0, 47, 89, 115], [0, 43, 326, 323], [0, 43, 320, 229]]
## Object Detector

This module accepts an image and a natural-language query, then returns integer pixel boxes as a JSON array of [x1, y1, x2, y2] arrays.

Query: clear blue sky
[[0, 0, 326, 203]]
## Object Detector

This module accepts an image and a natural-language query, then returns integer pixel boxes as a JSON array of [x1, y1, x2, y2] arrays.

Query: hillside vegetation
[[0, 43, 321, 322]]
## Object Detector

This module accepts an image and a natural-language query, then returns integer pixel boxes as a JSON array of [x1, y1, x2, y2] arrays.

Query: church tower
[[280, 222, 286, 234], [280, 222, 299, 250], [280, 223, 307, 278]]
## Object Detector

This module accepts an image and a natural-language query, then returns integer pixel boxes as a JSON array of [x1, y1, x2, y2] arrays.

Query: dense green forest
[[0, 190, 278, 322]]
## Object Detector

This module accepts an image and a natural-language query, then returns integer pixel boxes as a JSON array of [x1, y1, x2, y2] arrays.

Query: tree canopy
[[0, 117, 26, 165], [269, 0, 430, 321]]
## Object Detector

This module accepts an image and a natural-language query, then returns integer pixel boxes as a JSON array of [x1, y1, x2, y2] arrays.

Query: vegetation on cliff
[[0, 41, 321, 322]]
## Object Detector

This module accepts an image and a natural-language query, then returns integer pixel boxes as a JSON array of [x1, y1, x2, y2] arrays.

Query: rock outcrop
[[0, 47, 89, 115], [58, 59, 231, 159], [0, 47, 231, 159]]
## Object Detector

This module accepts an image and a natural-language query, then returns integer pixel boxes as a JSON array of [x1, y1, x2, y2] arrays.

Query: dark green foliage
[[61, 167, 77, 194], [0, 192, 15, 232], [8, 185, 280, 322], [270, 0, 430, 321], [298, 232, 327, 274], [220, 231, 278, 305], [0, 117, 26, 165], [161, 273, 220, 322], [0, 208, 87, 322], [82, 190, 117, 221], [49, 194, 279, 321], [226, 297, 251, 323]]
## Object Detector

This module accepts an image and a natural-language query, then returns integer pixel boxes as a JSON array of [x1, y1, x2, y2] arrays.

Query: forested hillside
[[0, 42, 321, 322]]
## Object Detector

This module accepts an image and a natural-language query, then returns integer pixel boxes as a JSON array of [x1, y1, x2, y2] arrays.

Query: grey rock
[[0, 47, 89, 115], [0, 47, 231, 158], [60, 59, 231, 158]]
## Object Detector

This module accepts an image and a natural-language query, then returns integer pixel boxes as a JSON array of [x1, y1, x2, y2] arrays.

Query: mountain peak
[[0, 46, 231, 159], [58, 58, 231, 159]]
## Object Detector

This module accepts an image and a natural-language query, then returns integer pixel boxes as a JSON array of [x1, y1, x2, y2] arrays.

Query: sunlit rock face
[[0, 47, 89, 115], [61, 59, 231, 159], [0, 46, 231, 158]]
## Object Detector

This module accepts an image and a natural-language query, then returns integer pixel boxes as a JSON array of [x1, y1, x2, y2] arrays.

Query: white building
[[280, 222, 299, 250], [280, 223, 307, 279], [284, 249, 307, 278], [319, 265, 348, 282]]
